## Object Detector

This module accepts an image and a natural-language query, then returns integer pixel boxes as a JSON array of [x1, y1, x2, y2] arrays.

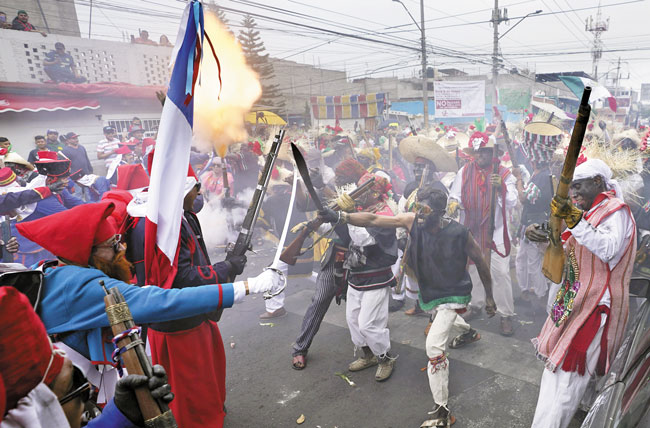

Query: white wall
[[0, 98, 162, 174]]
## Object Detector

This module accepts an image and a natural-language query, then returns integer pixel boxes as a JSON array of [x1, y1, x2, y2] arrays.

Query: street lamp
[[498, 10, 542, 40], [392, 0, 429, 130]]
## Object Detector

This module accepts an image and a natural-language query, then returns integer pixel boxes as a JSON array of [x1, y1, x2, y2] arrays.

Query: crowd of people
[[0, 106, 648, 428]]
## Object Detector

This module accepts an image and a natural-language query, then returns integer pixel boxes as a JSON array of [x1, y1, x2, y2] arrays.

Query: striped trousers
[[292, 260, 337, 357]]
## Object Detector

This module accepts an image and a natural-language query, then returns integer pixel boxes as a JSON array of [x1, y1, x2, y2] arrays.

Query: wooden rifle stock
[[101, 281, 177, 427], [492, 106, 518, 169], [279, 178, 376, 265], [542, 88, 592, 283], [485, 133, 501, 269]]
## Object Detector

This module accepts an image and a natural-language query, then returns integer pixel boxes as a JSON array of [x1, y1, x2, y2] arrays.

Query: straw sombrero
[[436, 129, 470, 152], [399, 135, 457, 173], [523, 121, 563, 163]]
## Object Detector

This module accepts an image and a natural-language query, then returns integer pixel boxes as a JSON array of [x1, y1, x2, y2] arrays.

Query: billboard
[[433, 80, 486, 118]]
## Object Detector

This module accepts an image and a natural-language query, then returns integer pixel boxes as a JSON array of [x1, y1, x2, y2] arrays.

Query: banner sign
[[434, 81, 485, 118], [310, 93, 386, 119]]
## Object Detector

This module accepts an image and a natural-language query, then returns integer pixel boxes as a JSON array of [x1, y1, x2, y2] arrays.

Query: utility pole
[[420, 0, 428, 130], [491, 0, 508, 108], [585, 3, 609, 81], [89, 0, 94, 38]]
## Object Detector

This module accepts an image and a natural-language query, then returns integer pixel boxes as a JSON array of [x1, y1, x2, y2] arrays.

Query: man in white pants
[[324, 186, 496, 427], [527, 159, 635, 428], [449, 131, 517, 336], [319, 172, 399, 382]]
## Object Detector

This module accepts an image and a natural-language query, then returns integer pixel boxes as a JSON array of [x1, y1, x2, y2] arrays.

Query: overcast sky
[[73, 0, 650, 90]]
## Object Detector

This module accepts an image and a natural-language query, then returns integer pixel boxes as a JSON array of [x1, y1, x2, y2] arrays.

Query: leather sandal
[[292, 354, 306, 370], [449, 329, 480, 349]]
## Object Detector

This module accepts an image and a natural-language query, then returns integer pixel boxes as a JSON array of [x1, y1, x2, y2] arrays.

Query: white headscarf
[[573, 158, 623, 200]]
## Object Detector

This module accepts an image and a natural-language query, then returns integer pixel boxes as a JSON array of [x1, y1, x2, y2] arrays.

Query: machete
[[291, 143, 324, 211]]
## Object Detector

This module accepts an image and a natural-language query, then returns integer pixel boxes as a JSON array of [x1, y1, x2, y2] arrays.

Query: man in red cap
[[449, 131, 518, 336], [15, 201, 283, 411], [0, 286, 174, 428]]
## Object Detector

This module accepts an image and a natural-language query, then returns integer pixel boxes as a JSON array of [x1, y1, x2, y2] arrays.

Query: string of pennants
[[310, 93, 387, 119]]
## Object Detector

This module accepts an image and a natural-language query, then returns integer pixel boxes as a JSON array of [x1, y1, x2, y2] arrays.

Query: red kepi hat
[[116, 164, 150, 190], [0, 287, 65, 411], [16, 201, 117, 265]]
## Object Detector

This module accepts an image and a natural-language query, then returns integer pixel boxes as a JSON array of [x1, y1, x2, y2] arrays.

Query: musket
[[225, 129, 285, 277], [221, 157, 231, 199], [394, 164, 429, 293], [492, 106, 519, 168], [542, 87, 591, 283], [485, 124, 502, 269], [280, 177, 376, 266], [100, 280, 177, 428]]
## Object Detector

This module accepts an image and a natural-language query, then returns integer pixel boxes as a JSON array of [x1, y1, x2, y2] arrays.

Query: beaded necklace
[[551, 248, 581, 327]]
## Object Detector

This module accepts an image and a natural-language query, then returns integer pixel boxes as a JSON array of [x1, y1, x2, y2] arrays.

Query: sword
[[261, 168, 297, 300], [290, 143, 324, 211]]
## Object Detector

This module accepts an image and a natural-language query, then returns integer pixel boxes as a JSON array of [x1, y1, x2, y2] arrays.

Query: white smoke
[[197, 187, 254, 248]]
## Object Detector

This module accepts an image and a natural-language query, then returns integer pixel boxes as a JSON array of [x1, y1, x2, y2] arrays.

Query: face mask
[[0, 16, 6, 23], [193, 193, 205, 213]]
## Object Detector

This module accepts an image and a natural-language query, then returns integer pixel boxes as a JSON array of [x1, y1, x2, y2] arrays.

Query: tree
[[238, 14, 283, 109]]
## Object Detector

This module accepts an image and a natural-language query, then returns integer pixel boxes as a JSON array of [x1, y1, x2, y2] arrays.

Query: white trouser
[[426, 309, 471, 407], [515, 236, 550, 297], [265, 292, 285, 312], [531, 314, 606, 428], [264, 261, 289, 312], [403, 274, 420, 300], [346, 286, 391, 357], [468, 243, 515, 317]]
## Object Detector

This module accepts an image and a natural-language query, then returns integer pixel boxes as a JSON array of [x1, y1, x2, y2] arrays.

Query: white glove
[[231, 269, 284, 303]]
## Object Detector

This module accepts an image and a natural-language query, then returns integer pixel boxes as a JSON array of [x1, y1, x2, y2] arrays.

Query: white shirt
[[449, 164, 518, 245], [569, 198, 634, 307], [97, 138, 121, 167], [570, 199, 635, 271]]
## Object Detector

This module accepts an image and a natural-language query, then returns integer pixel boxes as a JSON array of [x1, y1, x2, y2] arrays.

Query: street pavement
[[213, 246, 586, 428]]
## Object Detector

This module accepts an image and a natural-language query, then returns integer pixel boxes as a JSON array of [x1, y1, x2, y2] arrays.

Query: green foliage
[[238, 14, 283, 108]]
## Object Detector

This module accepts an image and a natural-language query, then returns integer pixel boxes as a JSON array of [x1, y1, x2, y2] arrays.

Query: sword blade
[[291, 143, 324, 211], [271, 168, 297, 269]]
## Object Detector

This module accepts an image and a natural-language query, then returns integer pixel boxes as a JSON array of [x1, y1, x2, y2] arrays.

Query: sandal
[[420, 405, 456, 427], [449, 329, 481, 349], [292, 355, 306, 370]]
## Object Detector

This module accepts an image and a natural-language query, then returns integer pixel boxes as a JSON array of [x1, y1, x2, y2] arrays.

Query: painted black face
[[569, 176, 603, 211], [476, 148, 493, 168]]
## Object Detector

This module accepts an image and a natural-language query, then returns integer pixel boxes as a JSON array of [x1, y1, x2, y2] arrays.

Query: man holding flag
[[143, 2, 281, 426]]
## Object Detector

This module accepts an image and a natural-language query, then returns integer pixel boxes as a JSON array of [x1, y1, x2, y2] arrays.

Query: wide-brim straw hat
[[436, 131, 470, 152], [523, 121, 564, 138], [399, 135, 457, 172], [613, 129, 641, 147], [3, 152, 35, 171]]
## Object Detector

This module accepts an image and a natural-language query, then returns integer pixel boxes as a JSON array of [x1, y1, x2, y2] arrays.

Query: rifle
[[280, 178, 376, 266], [221, 157, 231, 199], [492, 106, 519, 168], [226, 129, 285, 277], [485, 123, 502, 268], [100, 280, 177, 427], [542, 88, 591, 283], [394, 164, 429, 293], [2, 216, 13, 263]]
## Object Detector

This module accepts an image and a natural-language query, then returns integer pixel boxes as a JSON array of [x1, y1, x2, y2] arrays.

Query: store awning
[[0, 94, 100, 113]]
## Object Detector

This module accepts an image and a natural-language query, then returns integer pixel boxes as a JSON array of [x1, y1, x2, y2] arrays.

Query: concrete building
[[1, 0, 81, 37], [0, 29, 167, 173]]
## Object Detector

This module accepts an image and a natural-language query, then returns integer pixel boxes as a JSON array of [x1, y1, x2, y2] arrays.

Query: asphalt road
[[212, 245, 586, 428]]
